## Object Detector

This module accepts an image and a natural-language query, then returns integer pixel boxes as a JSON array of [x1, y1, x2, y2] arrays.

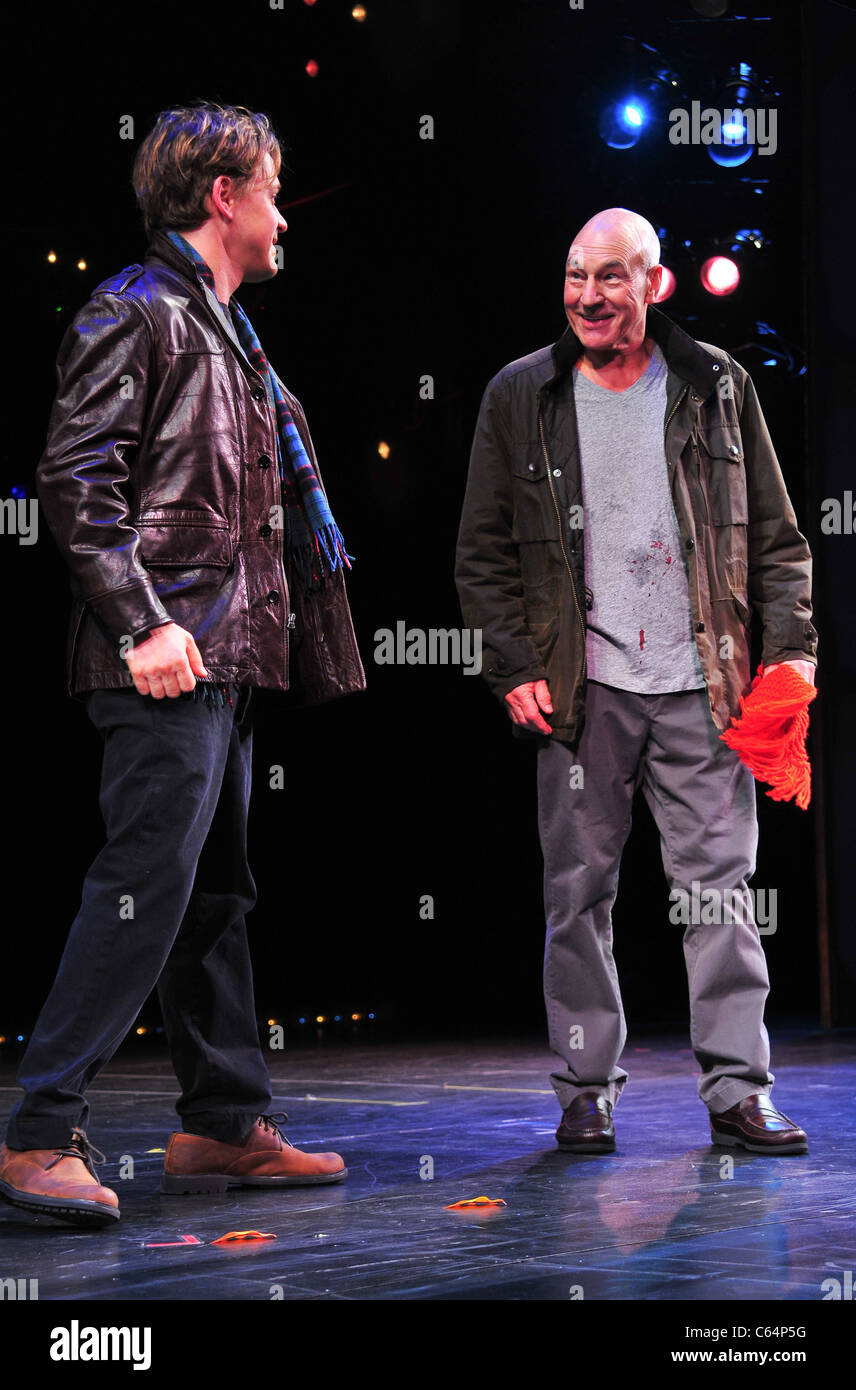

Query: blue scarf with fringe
[[163, 231, 354, 708], [165, 230, 353, 592]]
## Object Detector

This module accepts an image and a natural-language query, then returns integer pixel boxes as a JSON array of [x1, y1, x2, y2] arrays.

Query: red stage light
[[700, 256, 740, 297], [653, 265, 676, 303], [305, 60, 319, 77]]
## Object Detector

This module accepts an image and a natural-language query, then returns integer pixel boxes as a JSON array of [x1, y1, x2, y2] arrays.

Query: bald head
[[570, 208, 660, 274], [563, 208, 663, 362]]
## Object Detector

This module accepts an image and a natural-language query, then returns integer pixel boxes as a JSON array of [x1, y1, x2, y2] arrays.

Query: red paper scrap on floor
[[719, 663, 817, 810], [444, 1196, 507, 1210], [211, 1230, 277, 1244], [143, 1235, 203, 1247]]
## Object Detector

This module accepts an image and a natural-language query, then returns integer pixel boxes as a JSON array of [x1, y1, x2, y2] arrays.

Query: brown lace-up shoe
[[556, 1092, 616, 1153], [710, 1094, 808, 1154], [0, 1129, 120, 1226], [161, 1112, 348, 1193]]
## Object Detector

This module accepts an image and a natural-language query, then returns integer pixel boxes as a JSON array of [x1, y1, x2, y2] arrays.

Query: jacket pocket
[[511, 448, 560, 542], [135, 511, 234, 569], [697, 426, 748, 524]]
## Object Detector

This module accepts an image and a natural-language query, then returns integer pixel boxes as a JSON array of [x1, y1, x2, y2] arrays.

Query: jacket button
[[259, 523, 273, 537], [251, 386, 265, 401], [258, 455, 272, 469], [267, 590, 280, 604], [552, 468, 562, 477], [686, 538, 695, 550], [695, 622, 705, 633]]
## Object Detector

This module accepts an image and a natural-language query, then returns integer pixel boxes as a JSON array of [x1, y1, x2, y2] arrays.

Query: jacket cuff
[[484, 645, 548, 699], [762, 617, 818, 666], [86, 582, 172, 648]]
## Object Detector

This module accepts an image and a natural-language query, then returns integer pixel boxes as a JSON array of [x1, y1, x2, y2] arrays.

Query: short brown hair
[[132, 102, 283, 238]]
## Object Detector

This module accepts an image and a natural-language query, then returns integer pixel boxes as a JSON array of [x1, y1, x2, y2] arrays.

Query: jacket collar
[[547, 304, 722, 399], [145, 229, 257, 376]]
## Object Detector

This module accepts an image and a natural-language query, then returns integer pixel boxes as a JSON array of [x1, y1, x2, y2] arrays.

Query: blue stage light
[[598, 98, 646, 149]]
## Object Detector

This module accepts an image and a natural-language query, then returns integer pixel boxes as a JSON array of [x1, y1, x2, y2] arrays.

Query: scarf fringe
[[719, 665, 816, 810]]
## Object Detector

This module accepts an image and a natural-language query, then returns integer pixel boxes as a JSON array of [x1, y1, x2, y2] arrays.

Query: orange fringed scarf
[[719, 664, 817, 810]]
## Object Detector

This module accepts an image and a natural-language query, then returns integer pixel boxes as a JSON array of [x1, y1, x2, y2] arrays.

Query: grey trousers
[[537, 680, 774, 1116]]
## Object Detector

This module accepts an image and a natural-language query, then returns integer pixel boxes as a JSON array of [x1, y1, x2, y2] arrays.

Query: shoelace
[[44, 1128, 106, 1180], [257, 1113, 294, 1148]]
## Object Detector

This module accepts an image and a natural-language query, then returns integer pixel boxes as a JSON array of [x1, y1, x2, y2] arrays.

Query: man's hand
[[764, 659, 816, 687], [124, 622, 208, 698], [505, 678, 554, 734]]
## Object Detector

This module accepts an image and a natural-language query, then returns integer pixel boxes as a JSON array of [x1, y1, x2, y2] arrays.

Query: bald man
[[456, 208, 817, 1155]]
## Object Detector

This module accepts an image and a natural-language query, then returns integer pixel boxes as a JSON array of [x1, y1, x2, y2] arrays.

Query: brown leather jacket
[[456, 306, 817, 744], [36, 231, 366, 706]]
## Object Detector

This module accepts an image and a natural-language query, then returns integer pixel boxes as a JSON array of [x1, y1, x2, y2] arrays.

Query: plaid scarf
[[165, 230, 353, 594]]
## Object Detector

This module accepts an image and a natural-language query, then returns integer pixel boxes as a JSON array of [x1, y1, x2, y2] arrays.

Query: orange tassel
[[719, 664, 817, 810]]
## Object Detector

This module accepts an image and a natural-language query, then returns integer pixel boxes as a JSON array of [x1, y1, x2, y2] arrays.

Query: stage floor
[[1, 1025, 854, 1302]]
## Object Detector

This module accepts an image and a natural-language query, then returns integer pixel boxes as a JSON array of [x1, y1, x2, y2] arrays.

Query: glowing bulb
[[352, 4, 367, 18], [47, 251, 57, 263], [378, 440, 391, 459], [305, 60, 319, 77], [77, 260, 87, 271], [700, 256, 740, 296]]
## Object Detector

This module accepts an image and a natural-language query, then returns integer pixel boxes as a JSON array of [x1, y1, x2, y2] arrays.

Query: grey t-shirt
[[573, 342, 705, 694]]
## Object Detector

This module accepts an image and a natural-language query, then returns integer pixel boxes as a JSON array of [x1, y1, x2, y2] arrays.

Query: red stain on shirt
[[639, 629, 645, 650]]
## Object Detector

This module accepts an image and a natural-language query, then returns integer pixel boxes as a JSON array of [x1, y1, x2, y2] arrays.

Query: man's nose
[[580, 278, 601, 304], [278, 212, 288, 232]]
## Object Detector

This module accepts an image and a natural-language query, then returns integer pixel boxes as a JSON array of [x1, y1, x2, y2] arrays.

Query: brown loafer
[[161, 1112, 348, 1193], [710, 1094, 808, 1154], [0, 1129, 120, 1226], [556, 1092, 616, 1153]]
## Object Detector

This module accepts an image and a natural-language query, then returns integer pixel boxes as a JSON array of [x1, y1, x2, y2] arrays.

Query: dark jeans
[[5, 683, 272, 1151]]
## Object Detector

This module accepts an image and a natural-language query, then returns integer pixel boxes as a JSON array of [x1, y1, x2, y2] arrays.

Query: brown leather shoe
[[161, 1112, 347, 1193], [710, 1094, 808, 1154], [556, 1092, 616, 1153], [0, 1129, 120, 1226]]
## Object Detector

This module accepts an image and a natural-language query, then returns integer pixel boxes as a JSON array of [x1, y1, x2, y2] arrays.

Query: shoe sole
[[710, 1130, 808, 1155], [0, 1179, 120, 1227], [160, 1167, 349, 1194], [556, 1139, 616, 1154]]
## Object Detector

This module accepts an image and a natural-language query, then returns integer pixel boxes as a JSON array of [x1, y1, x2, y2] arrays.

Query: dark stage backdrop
[[3, 0, 848, 1054]]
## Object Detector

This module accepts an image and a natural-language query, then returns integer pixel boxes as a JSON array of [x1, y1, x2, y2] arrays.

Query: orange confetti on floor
[[210, 1230, 277, 1244], [443, 1196, 507, 1210]]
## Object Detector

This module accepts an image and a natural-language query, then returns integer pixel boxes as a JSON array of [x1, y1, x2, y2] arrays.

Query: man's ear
[[206, 174, 236, 223], [646, 264, 664, 302]]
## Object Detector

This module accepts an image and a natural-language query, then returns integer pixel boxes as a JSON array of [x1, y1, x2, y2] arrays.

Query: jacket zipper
[[538, 402, 585, 648]]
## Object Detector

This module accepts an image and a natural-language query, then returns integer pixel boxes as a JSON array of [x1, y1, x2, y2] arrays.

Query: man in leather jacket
[[0, 103, 365, 1227], [456, 207, 817, 1157]]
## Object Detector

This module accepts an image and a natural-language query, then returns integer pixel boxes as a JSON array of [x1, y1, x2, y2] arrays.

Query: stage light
[[352, 4, 367, 18], [378, 440, 391, 459], [136, 1026, 146, 1035], [17, 1035, 24, 1042], [77, 260, 87, 271], [305, 60, 319, 78], [351, 1013, 361, 1021], [0, 1037, 5, 1044], [653, 265, 677, 303], [598, 98, 647, 149], [47, 251, 56, 263], [707, 62, 778, 169], [700, 256, 740, 296], [267, 1018, 276, 1026], [316, 1014, 326, 1023], [598, 37, 684, 150]]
